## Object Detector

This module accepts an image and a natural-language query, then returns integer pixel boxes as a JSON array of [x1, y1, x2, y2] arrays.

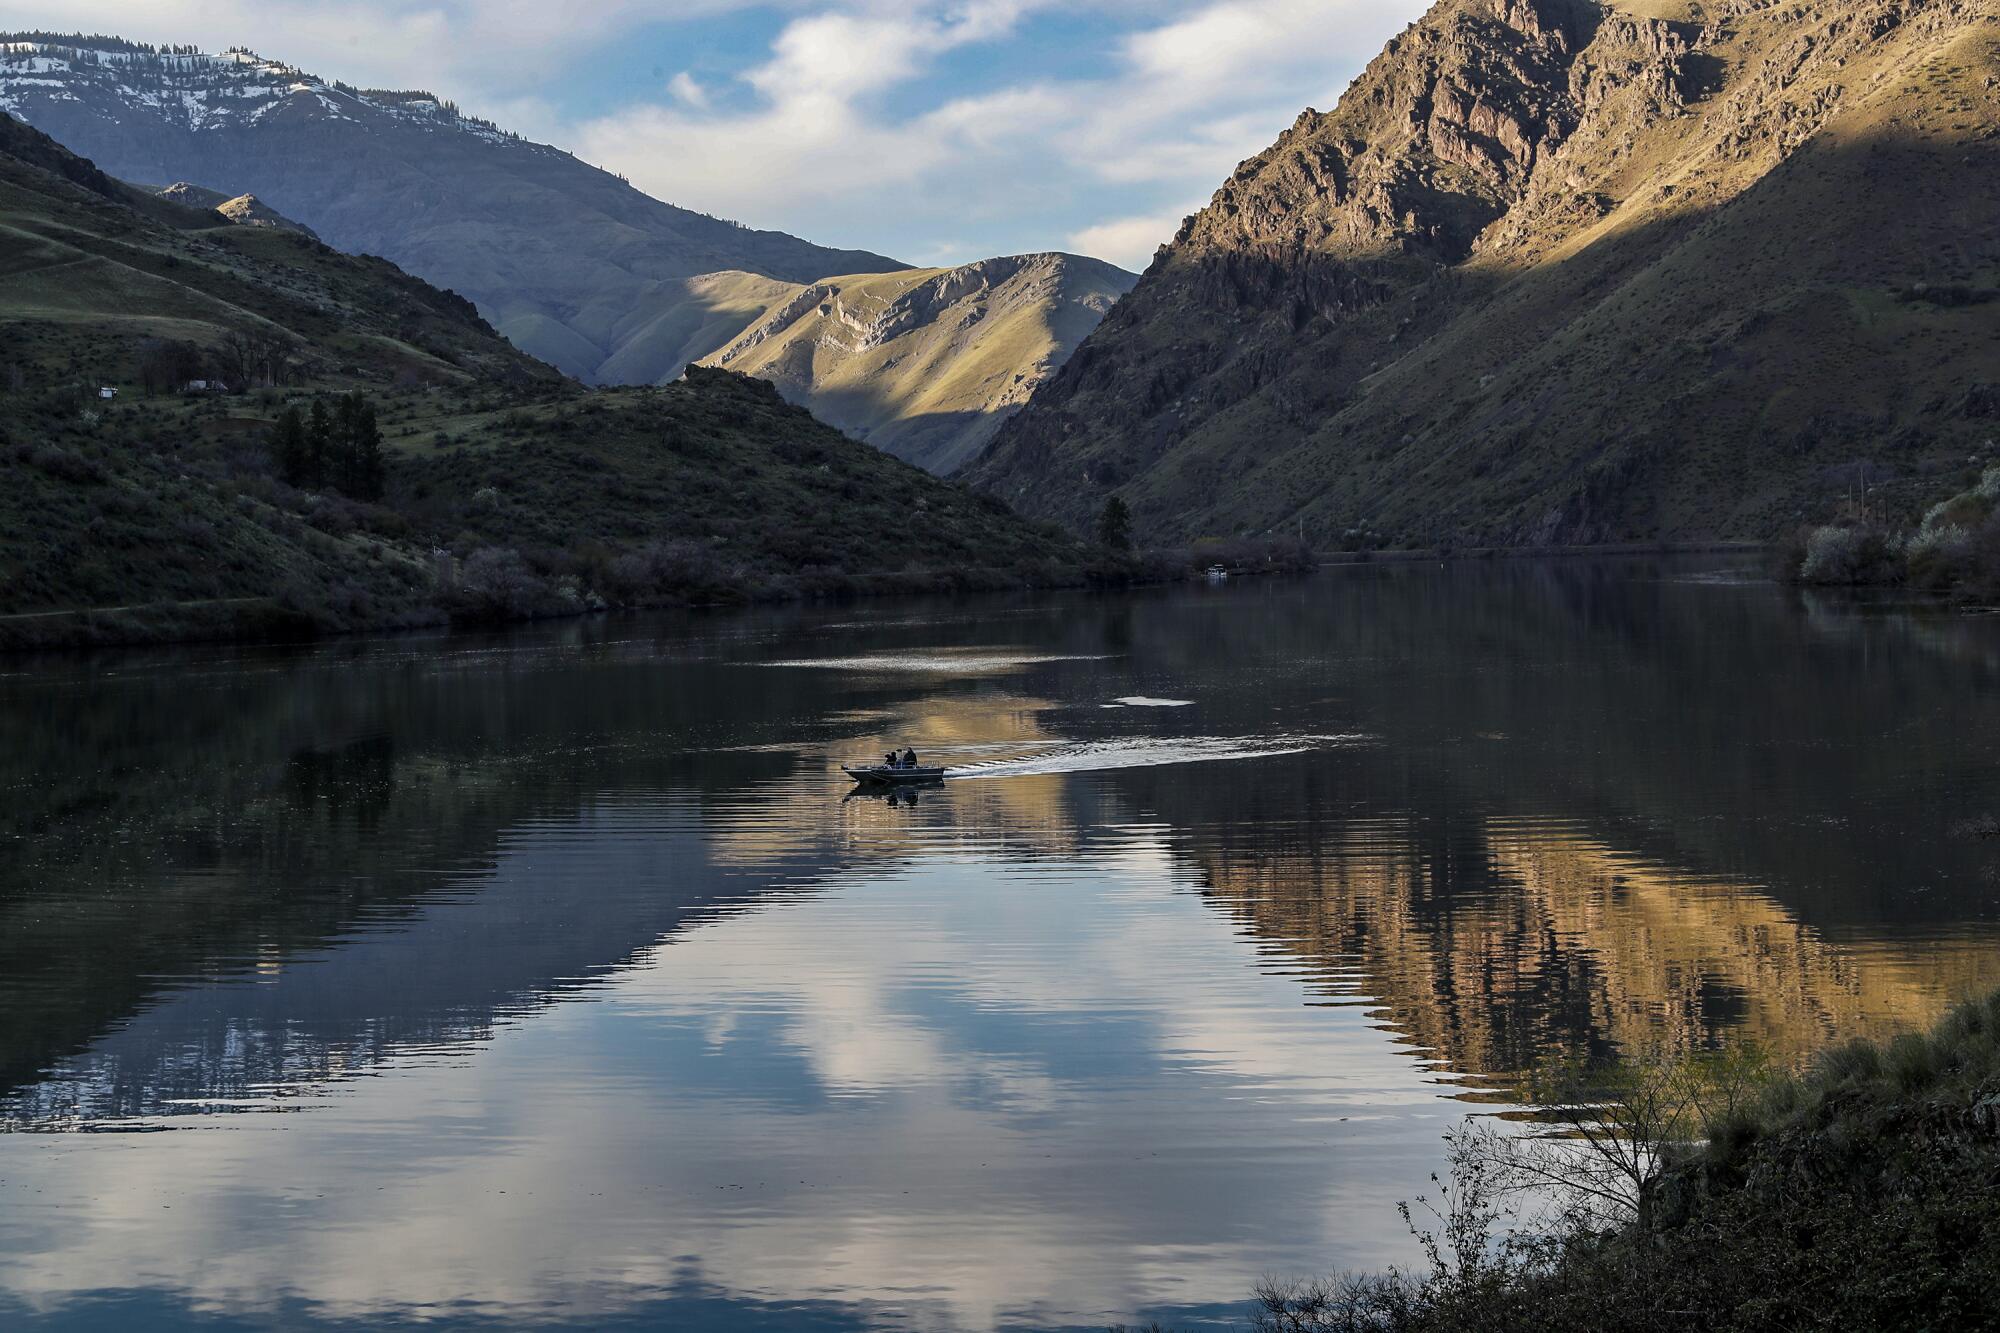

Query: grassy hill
[[970, 0, 2000, 548], [0, 113, 1095, 649]]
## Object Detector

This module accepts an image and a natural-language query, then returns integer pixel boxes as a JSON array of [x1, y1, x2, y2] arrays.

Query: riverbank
[[0, 546, 1309, 654], [0, 563, 1099, 653]]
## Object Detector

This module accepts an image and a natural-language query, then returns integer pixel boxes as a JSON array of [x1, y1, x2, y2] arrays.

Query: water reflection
[[1, 560, 1998, 1329]]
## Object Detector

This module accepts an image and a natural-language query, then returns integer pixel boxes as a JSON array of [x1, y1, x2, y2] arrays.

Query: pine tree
[[1097, 495, 1133, 550], [333, 393, 363, 493], [304, 397, 332, 490], [351, 398, 386, 502], [268, 406, 308, 486]]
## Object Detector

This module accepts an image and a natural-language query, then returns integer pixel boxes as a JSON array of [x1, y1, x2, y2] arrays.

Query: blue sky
[[0, 0, 1429, 269]]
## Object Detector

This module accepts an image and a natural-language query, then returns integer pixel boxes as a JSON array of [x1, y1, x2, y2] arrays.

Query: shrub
[[1798, 525, 1895, 585], [29, 445, 109, 485], [448, 547, 579, 623], [1903, 523, 1976, 589], [605, 539, 747, 604], [1920, 493, 1994, 534]]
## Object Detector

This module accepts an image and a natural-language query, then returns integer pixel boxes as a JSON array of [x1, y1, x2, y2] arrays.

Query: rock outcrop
[[968, 0, 2000, 546], [155, 181, 320, 238]]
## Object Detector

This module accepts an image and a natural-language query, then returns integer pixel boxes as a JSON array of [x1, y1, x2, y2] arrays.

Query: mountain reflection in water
[[1, 559, 1997, 1331]]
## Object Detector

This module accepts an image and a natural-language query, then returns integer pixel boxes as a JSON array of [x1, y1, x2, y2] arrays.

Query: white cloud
[[568, 0, 1425, 265], [1067, 208, 1197, 270], [667, 71, 709, 109]]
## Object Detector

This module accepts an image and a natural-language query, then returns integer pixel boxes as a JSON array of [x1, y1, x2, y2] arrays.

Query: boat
[[843, 764, 948, 785]]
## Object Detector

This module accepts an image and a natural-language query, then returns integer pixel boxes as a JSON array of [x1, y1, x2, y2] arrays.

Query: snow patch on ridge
[[0, 37, 550, 151]]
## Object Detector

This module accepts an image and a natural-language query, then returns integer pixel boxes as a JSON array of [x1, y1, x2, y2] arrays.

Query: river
[[2, 558, 1997, 1330]]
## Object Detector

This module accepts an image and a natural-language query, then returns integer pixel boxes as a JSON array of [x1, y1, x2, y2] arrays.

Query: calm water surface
[[4, 560, 2000, 1330]]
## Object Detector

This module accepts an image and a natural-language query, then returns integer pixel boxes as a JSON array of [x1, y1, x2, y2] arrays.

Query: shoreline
[[0, 541, 1773, 656], [1314, 539, 1772, 566]]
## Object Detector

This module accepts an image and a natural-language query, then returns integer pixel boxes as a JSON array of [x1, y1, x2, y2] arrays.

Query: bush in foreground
[[1248, 991, 2000, 1333]]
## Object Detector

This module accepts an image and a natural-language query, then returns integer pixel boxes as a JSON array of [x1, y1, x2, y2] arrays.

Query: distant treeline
[[0, 33, 200, 55]]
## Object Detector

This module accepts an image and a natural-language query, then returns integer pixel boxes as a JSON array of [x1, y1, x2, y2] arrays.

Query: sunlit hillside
[[701, 254, 1137, 473]]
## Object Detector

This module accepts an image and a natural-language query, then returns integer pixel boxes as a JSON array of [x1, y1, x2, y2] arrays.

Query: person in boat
[[884, 751, 900, 770], [902, 747, 919, 769]]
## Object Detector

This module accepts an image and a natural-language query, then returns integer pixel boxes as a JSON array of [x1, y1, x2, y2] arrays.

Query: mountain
[[0, 35, 1138, 470], [696, 253, 1138, 474], [0, 34, 906, 382], [0, 110, 1093, 649], [967, 0, 2000, 546]]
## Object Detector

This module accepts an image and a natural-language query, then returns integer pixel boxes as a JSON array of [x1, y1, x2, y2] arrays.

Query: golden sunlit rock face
[[1197, 819, 2000, 1091]]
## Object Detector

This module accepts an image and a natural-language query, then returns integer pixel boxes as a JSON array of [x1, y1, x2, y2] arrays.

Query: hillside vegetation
[[0, 113, 1096, 649], [971, 0, 2000, 547], [698, 254, 1137, 473]]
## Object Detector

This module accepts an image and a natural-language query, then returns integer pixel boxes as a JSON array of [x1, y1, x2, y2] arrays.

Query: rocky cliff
[[967, 0, 2000, 546], [700, 253, 1137, 474]]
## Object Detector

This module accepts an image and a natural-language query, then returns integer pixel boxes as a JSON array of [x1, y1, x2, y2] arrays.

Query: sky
[[1, 0, 1429, 270]]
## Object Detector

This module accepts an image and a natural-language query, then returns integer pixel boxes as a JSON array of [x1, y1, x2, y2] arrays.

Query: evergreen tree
[[333, 393, 364, 494], [350, 397, 386, 502], [268, 406, 308, 485], [1096, 495, 1133, 550], [304, 398, 332, 490]]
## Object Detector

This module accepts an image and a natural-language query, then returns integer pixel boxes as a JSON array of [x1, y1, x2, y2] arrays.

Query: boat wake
[[946, 734, 1368, 779]]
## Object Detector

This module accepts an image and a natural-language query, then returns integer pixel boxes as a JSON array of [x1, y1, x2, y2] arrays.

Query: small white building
[[97, 386, 117, 400]]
